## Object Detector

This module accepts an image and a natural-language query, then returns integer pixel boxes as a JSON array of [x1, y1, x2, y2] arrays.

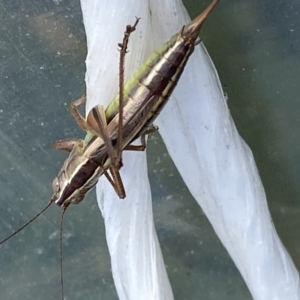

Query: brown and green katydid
[[0, 0, 219, 243], [0, 0, 219, 287], [52, 0, 220, 208]]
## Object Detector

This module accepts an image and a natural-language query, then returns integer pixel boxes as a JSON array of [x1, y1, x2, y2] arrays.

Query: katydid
[[52, 0, 220, 208], [0, 0, 220, 243]]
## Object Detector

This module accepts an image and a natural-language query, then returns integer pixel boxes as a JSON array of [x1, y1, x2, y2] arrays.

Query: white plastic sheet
[[80, 0, 300, 299]]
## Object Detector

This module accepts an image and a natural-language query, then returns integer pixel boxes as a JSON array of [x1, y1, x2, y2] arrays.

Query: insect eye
[[52, 177, 60, 193]]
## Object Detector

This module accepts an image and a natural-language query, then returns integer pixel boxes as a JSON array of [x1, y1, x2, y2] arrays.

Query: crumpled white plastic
[[80, 0, 300, 299]]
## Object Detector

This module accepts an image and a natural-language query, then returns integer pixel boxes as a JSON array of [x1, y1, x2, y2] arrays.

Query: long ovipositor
[[52, 0, 220, 207]]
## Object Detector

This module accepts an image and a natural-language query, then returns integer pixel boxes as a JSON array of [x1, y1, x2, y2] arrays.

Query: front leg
[[52, 138, 84, 152], [69, 94, 90, 131], [124, 125, 158, 151]]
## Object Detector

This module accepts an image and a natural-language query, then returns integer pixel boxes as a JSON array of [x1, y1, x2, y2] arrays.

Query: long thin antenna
[[60, 205, 68, 300], [0, 200, 53, 245]]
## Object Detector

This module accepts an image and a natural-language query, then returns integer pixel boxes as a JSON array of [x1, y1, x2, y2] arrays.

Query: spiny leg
[[86, 19, 140, 166], [103, 167, 126, 198], [124, 125, 158, 151], [100, 18, 140, 199], [116, 18, 140, 168], [69, 94, 89, 131], [52, 138, 83, 152], [70, 95, 106, 139]]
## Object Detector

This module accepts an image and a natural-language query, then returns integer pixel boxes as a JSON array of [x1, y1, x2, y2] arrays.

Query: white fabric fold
[[80, 0, 300, 299]]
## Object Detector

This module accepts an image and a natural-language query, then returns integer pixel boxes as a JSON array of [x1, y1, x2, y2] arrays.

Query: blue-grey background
[[0, 0, 299, 299]]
